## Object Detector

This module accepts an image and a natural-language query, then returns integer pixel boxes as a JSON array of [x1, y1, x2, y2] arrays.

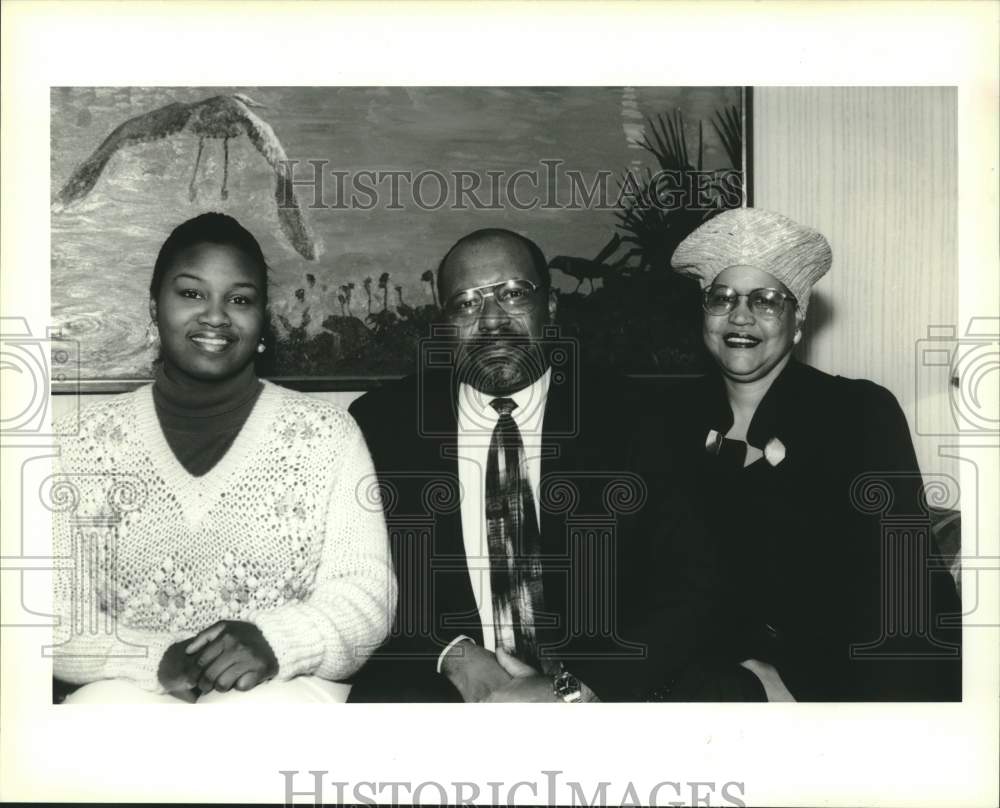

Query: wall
[[753, 86, 957, 480]]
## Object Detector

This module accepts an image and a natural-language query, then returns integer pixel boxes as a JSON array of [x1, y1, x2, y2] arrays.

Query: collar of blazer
[[699, 357, 811, 453]]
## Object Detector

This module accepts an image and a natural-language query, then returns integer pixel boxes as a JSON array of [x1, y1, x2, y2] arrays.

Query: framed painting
[[50, 86, 751, 391]]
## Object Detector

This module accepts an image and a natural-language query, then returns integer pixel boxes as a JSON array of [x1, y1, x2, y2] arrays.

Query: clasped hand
[[157, 620, 278, 698], [442, 643, 572, 703], [481, 649, 563, 703]]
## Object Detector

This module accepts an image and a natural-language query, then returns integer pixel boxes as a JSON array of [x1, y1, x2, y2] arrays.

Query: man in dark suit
[[348, 228, 718, 702]]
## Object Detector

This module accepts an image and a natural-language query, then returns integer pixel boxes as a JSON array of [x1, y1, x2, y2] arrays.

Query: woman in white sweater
[[53, 213, 395, 703]]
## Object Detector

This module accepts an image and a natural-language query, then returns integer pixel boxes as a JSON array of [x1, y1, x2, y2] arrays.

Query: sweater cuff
[[102, 629, 181, 694], [253, 607, 328, 681]]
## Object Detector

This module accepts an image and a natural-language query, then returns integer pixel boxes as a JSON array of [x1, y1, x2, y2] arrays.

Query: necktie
[[485, 397, 549, 672]]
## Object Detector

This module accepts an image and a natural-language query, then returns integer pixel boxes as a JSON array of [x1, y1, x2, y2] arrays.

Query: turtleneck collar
[[153, 361, 261, 419]]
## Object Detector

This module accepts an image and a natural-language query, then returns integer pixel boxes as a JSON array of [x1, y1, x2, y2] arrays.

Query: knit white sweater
[[51, 381, 395, 692]]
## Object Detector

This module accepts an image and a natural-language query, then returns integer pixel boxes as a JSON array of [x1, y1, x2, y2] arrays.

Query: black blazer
[[347, 365, 717, 701], [667, 359, 962, 701]]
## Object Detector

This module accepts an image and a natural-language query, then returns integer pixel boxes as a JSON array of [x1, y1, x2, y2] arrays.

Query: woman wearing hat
[[668, 207, 961, 701]]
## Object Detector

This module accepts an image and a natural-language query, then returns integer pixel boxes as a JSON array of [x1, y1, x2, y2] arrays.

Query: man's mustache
[[463, 333, 535, 350]]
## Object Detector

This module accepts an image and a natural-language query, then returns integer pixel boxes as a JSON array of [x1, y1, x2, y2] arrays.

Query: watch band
[[552, 665, 582, 703]]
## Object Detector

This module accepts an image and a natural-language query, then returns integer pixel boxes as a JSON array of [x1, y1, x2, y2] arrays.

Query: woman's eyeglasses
[[444, 278, 542, 320], [702, 285, 797, 320]]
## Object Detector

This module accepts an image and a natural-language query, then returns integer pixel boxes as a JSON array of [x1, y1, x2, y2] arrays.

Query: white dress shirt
[[451, 368, 552, 655]]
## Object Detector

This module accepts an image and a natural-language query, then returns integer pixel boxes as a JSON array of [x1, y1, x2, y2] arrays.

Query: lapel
[[418, 369, 483, 641], [416, 368, 464, 556], [538, 366, 576, 551], [746, 360, 819, 480], [536, 366, 583, 644], [697, 359, 806, 463], [746, 358, 801, 451]]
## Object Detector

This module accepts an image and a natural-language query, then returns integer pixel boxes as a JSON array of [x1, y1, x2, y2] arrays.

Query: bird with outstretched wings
[[54, 93, 321, 261]]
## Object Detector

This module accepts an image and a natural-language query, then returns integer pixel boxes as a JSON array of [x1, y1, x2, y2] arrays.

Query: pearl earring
[[256, 340, 266, 354]]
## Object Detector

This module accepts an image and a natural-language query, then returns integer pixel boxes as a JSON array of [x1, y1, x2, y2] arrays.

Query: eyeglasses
[[702, 285, 797, 320], [443, 278, 543, 320]]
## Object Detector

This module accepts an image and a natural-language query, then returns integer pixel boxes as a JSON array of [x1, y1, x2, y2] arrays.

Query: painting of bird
[[548, 233, 624, 293], [53, 93, 320, 261]]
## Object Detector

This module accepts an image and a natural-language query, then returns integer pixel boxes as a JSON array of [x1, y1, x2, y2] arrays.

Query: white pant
[[62, 677, 352, 704]]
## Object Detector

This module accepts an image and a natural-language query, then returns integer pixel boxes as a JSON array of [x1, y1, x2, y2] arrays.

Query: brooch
[[763, 437, 787, 467]]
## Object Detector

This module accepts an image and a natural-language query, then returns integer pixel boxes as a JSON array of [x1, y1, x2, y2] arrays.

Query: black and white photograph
[[1, 2, 998, 807]]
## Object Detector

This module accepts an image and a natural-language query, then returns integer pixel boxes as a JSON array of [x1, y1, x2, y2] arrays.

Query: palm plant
[[711, 105, 743, 170], [615, 106, 742, 273], [637, 109, 703, 172]]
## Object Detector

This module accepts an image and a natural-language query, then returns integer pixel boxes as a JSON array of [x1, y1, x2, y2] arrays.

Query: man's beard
[[455, 336, 547, 395]]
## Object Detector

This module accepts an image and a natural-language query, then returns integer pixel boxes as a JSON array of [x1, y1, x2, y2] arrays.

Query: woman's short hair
[[149, 212, 270, 305]]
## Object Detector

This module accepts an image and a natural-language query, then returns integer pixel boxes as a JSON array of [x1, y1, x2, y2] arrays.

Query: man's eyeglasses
[[443, 278, 543, 320], [702, 285, 797, 320]]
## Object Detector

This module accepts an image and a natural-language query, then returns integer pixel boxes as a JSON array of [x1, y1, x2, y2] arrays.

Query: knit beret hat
[[671, 207, 832, 316]]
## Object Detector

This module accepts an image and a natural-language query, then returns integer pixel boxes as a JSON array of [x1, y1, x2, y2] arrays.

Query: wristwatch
[[552, 664, 582, 703]]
